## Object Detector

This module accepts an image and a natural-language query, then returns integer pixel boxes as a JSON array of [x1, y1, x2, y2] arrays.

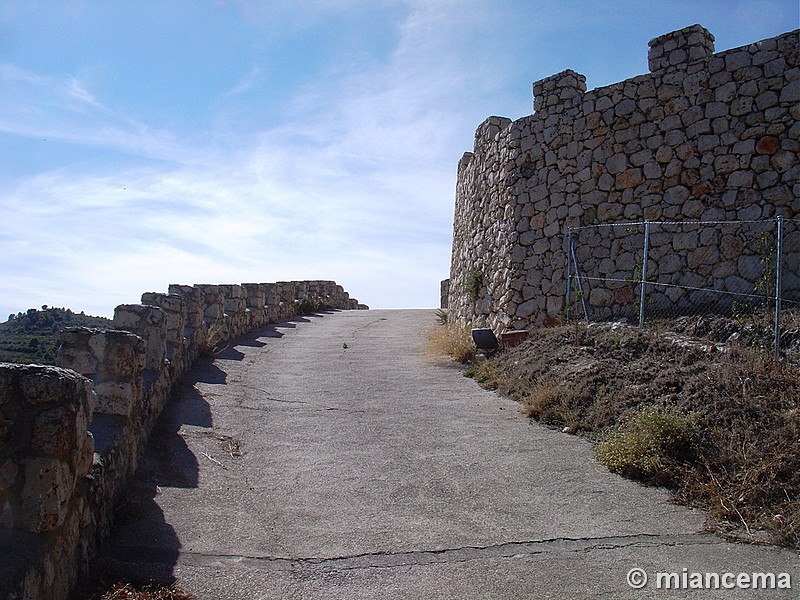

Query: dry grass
[[676, 346, 800, 546], [218, 434, 244, 457], [519, 378, 582, 430], [426, 322, 475, 363], [99, 583, 195, 600], [74, 580, 196, 600], [198, 320, 225, 357]]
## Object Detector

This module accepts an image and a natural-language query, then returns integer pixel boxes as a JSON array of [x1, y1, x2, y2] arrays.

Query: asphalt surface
[[96, 309, 799, 599]]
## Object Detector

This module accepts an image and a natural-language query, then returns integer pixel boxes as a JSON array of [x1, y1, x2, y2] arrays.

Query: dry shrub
[[198, 320, 225, 357], [520, 378, 581, 429], [675, 348, 800, 544], [426, 322, 475, 363], [678, 424, 800, 546], [771, 500, 800, 548], [74, 581, 196, 600]]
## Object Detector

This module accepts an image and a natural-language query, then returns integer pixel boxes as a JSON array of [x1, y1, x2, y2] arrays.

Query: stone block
[[114, 305, 166, 372], [727, 170, 754, 187], [713, 155, 740, 174], [31, 407, 79, 457], [771, 150, 796, 173], [93, 381, 142, 417], [780, 79, 800, 103], [102, 331, 146, 380], [242, 283, 267, 309], [672, 230, 699, 251], [55, 331, 99, 377], [20, 458, 74, 533], [714, 81, 737, 103], [687, 245, 720, 269], [615, 169, 644, 189], [738, 254, 766, 281], [516, 299, 538, 319], [169, 284, 206, 328]]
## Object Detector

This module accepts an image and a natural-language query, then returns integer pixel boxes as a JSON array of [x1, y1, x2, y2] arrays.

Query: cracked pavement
[[96, 309, 799, 598]]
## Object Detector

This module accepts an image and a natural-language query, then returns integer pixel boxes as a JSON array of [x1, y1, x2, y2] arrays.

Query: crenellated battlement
[[647, 23, 716, 74], [447, 24, 800, 331], [532, 69, 587, 116]]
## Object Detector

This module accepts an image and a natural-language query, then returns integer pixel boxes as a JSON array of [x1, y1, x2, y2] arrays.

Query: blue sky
[[1, 1, 798, 318]]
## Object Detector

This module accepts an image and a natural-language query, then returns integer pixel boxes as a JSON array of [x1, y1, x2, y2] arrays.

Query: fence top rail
[[570, 218, 786, 232], [578, 275, 798, 302]]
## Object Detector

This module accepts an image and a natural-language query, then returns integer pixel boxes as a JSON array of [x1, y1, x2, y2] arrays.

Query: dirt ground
[[464, 312, 800, 549]]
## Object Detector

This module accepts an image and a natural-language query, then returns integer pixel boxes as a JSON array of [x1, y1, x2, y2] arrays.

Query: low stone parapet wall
[[0, 279, 363, 599]]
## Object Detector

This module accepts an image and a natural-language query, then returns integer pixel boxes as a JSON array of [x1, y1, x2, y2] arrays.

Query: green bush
[[595, 405, 697, 484], [466, 269, 483, 303], [297, 298, 330, 315]]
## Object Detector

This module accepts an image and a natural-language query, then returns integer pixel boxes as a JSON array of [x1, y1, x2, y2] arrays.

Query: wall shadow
[[73, 357, 220, 596], [72, 481, 182, 597], [257, 324, 284, 338], [214, 345, 245, 361], [72, 443, 188, 597], [189, 357, 227, 385]]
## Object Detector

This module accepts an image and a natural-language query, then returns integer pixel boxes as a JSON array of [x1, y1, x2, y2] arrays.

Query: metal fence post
[[639, 221, 650, 328], [566, 227, 573, 321], [570, 240, 590, 324], [774, 216, 784, 359]]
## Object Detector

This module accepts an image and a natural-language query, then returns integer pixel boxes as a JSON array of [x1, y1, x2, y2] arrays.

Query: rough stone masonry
[[446, 24, 800, 332]]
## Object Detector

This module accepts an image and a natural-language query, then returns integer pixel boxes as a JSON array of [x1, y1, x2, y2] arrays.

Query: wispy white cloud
[[219, 66, 263, 99], [1, 2, 495, 316], [66, 76, 100, 106], [0, 63, 220, 167]]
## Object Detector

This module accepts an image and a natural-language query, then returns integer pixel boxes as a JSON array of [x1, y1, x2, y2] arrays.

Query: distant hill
[[0, 306, 113, 365]]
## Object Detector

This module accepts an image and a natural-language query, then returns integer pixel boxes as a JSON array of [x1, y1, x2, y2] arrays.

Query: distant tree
[[29, 337, 39, 349], [41, 304, 48, 311], [7, 314, 14, 322]]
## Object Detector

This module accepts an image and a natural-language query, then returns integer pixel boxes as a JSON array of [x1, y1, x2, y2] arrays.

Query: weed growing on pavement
[[426, 321, 475, 363], [198, 320, 224, 357]]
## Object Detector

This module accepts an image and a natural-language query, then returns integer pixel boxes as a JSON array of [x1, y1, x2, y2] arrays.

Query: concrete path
[[97, 309, 799, 599]]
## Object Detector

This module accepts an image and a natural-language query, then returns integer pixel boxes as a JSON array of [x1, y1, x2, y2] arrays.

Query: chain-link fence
[[565, 218, 800, 358]]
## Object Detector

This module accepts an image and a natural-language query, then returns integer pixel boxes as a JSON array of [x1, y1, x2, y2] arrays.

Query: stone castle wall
[[447, 25, 800, 331], [0, 280, 363, 599]]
